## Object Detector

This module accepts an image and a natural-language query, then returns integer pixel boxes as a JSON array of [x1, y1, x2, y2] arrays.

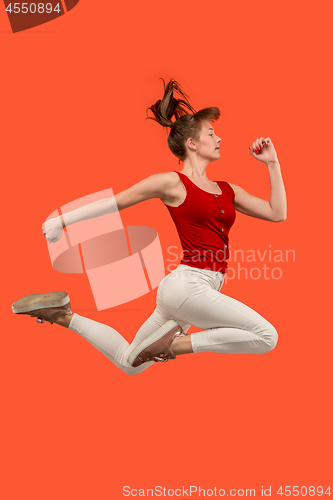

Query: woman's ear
[[186, 137, 196, 151]]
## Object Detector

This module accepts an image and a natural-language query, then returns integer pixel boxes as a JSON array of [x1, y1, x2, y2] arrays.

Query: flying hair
[[147, 79, 220, 161]]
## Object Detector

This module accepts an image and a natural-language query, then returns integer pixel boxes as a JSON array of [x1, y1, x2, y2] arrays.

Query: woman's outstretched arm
[[42, 172, 174, 243], [229, 137, 287, 222]]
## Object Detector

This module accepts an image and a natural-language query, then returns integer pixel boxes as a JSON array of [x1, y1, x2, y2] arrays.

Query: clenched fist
[[249, 137, 278, 164], [42, 217, 64, 243]]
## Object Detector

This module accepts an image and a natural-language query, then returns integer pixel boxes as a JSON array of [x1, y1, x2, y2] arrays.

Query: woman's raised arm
[[229, 137, 287, 223]]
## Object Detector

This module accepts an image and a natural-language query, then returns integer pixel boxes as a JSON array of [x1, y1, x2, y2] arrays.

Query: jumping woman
[[12, 79, 287, 375]]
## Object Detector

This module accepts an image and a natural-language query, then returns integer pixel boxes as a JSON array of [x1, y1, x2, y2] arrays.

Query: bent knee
[[123, 361, 155, 376], [262, 324, 278, 353]]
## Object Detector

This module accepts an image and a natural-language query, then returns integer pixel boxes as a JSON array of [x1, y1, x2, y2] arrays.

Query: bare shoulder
[[227, 182, 239, 193], [131, 171, 181, 206], [227, 182, 246, 199], [137, 171, 179, 195], [155, 170, 179, 187], [153, 171, 181, 201]]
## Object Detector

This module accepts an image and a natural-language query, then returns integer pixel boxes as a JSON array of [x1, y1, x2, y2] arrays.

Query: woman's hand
[[249, 137, 278, 164], [42, 216, 64, 243]]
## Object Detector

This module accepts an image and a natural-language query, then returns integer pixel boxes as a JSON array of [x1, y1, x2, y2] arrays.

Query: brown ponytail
[[147, 79, 220, 161]]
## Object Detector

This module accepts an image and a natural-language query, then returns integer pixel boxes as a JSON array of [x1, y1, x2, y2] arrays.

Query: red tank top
[[164, 171, 236, 274]]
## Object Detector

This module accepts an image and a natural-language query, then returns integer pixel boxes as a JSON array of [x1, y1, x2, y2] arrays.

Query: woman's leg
[[172, 291, 278, 355], [12, 291, 188, 376], [66, 307, 188, 375], [68, 264, 277, 371], [156, 266, 278, 356], [63, 293, 193, 374], [13, 263, 277, 374]]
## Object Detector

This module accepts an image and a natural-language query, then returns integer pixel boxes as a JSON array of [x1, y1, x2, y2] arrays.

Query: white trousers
[[69, 264, 278, 375]]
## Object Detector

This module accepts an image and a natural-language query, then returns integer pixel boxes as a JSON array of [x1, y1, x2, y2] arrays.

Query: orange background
[[1, 1, 332, 498]]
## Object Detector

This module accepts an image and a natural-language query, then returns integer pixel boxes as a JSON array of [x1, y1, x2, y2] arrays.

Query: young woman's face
[[195, 121, 221, 162]]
